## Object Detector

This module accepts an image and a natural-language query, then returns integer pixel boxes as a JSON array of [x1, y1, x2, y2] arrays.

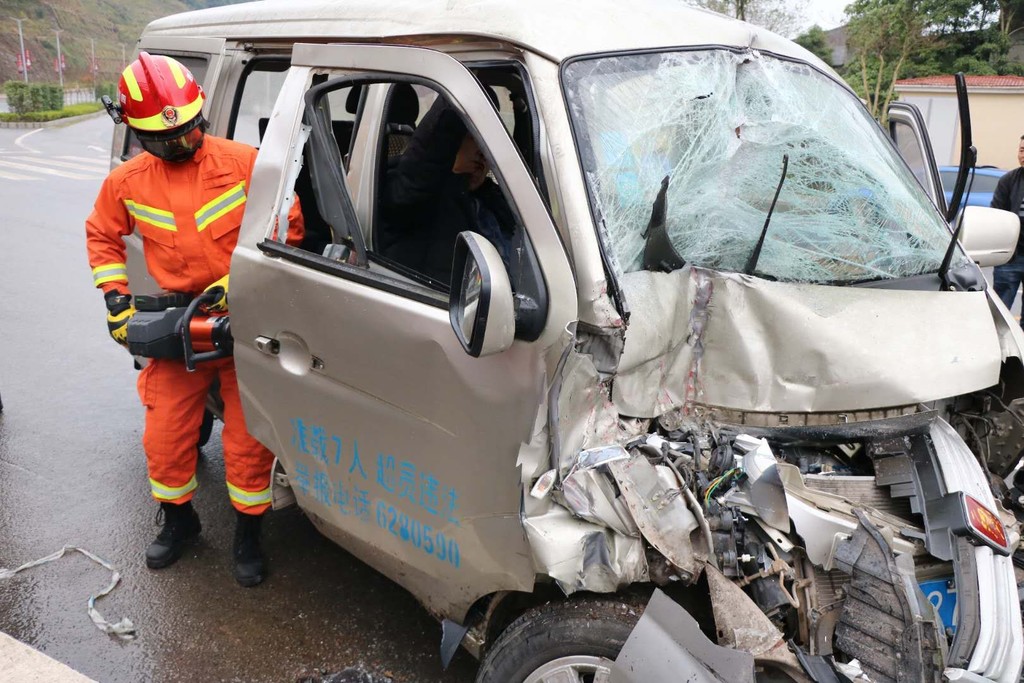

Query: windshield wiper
[[745, 154, 789, 276], [937, 166, 976, 290], [642, 175, 685, 272]]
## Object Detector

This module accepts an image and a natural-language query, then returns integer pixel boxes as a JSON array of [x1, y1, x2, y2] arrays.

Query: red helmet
[[118, 52, 206, 161]]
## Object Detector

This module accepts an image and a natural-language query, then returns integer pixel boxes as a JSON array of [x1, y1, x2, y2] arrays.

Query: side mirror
[[959, 206, 1019, 267], [449, 232, 515, 358]]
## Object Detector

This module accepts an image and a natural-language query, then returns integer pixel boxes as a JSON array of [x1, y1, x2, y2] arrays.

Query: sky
[[799, 0, 849, 31]]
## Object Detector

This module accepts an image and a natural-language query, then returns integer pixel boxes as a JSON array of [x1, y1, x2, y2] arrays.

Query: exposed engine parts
[[536, 411, 1022, 680]]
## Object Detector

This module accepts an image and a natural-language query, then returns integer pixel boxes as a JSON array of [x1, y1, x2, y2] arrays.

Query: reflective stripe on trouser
[[138, 357, 274, 514]]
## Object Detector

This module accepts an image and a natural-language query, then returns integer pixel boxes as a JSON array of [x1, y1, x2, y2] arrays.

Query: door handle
[[255, 336, 280, 355]]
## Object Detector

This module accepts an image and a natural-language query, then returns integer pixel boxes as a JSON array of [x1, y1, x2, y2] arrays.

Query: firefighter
[[85, 52, 304, 587]]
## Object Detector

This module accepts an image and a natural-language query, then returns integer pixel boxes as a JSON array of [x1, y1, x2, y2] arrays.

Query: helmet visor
[[135, 118, 204, 162]]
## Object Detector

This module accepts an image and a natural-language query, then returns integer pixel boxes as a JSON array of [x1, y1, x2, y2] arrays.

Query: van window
[[121, 54, 210, 162], [890, 119, 930, 195], [229, 59, 289, 146], [563, 49, 968, 284], [273, 74, 544, 304]]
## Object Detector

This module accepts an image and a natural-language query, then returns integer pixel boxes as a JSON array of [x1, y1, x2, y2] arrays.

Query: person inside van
[[377, 96, 515, 285]]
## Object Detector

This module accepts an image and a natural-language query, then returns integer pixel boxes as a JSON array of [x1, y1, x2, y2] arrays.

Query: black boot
[[145, 501, 201, 569], [232, 511, 265, 587]]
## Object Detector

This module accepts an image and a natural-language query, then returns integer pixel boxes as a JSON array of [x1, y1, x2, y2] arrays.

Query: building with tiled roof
[[894, 74, 1024, 169]]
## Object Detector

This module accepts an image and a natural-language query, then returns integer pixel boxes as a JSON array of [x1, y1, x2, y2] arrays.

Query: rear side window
[[121, 54, 210, 162], [228, 59, 289, 147]]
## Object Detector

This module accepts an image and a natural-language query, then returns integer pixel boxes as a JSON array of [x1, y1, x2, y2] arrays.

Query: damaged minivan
[[118, 1, 1024, 681]]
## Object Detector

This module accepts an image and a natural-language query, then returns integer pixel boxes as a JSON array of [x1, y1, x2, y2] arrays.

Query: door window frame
[[260, 47, 562, 341]]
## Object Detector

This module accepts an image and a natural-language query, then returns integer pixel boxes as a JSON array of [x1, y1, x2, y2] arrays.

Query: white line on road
[[88, 145, 107, 153], [14, 128, 42, 153], [0, 158, 96, 180], [0, 169, 33, 180], [57, 155, 109, 167], [7, 156, 107, 174]]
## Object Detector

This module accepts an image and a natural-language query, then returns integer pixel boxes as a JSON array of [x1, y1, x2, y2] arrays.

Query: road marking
[[57, 155, 109, 167], [0, 158, 96, 180], [88, 145, 107, 153], [0, 169, 33, 180], [7, 156, 107, 174], [14, 128, 42, 153]]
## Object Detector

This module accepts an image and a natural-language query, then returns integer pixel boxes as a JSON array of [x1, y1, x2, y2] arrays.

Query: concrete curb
[[0, 631, 97, 682], [0, 109, 106, 130]]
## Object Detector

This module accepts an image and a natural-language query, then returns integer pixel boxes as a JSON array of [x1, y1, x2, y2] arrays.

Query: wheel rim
[[522, 655, 613, 683]]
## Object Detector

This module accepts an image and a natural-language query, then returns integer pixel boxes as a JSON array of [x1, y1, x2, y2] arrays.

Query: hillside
[[0, 0, 243, 85]]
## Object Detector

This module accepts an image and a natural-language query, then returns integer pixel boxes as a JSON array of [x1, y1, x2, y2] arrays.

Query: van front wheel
[[475, 598, 641, 683]]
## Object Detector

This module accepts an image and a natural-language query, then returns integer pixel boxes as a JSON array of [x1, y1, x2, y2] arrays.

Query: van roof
[[144, 0, 821, 64]]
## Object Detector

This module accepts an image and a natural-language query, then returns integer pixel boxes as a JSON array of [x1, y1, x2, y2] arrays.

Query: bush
[[94, 82, 117, 101], [0, 101, 103, 123], [4, 81, 30, 114], [4, 82, 65, 113]]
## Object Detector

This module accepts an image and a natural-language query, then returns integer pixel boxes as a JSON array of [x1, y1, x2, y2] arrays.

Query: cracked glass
[[562, 50, 966, 284]]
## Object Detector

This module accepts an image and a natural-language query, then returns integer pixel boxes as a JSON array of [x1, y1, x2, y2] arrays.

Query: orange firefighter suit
[[86, 134, 304, 515]]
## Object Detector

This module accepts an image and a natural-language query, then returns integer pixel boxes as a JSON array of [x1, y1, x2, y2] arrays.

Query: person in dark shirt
[[991, 135, 1024, 323], [378, 97, 515, 285]]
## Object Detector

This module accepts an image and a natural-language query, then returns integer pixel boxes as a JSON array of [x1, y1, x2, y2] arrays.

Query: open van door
[[888, 101, 947, 217], [230, 44, 577, 622]]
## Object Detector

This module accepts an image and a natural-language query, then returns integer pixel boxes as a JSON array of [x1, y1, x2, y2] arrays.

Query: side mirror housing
[[449, 232, 515, 357], [959, 206, 1019, 267]]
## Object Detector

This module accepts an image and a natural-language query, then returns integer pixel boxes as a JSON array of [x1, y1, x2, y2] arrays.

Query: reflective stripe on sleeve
[[195, 182, 247, 233], [92, 262, 128, 286], [226, 481, 272, 508], [150, 475, 198, 501], [125, 200, 177, 232]]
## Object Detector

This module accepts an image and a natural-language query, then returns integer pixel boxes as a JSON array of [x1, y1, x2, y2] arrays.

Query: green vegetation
[[1, 1, 242, 84], [794, 25, 833, 64], [4, 81, 64, 113], [0, 101, 103, 123]]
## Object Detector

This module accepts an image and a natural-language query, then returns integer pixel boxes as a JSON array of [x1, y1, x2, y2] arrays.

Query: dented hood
[[613, 267, 1002, 416]]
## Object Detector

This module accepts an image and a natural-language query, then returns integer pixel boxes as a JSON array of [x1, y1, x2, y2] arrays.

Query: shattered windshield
[[562, 50, 966, 283]]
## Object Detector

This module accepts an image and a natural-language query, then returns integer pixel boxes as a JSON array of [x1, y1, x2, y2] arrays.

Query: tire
[[475, 598, 642, 683], [197, 408, 215, 448]]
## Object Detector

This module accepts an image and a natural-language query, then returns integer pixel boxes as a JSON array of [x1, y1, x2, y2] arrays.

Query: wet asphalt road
[[0, 117, 477, 683]]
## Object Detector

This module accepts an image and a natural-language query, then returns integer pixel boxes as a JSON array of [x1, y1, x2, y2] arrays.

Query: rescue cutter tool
[[126, 291, 233, 371]]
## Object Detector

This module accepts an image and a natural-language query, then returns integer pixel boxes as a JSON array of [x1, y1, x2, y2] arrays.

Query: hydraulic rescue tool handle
[[181, 290, 231, 372]]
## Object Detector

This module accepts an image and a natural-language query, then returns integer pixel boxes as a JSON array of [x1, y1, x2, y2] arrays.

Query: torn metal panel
[[704, 566, 809, 679], [614, 267, 1001, 416], [986, 287, 1024, 364], [522, 493, 648, 594], [607, 453, 704, 579], [562, 463, 639, 537], [610, 588, 755, 683], [554, 350, 620, 474], [773, 462, 921, 568]]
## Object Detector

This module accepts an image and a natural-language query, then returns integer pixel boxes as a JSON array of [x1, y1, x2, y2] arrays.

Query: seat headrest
[[387, 83, 420, 127], [345, 86, 362, 114]]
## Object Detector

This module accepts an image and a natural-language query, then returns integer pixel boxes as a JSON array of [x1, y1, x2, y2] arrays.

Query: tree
[[845, 0, 933, 122], [794, 25, 834, 64], [690, 0, 807, 37]]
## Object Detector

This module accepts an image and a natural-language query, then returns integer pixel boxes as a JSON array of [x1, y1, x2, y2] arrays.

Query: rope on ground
[[0, 545, 136, 640]]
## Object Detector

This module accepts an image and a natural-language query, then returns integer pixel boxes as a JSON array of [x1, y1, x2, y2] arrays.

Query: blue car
[[939, 165, 1007, 208]]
